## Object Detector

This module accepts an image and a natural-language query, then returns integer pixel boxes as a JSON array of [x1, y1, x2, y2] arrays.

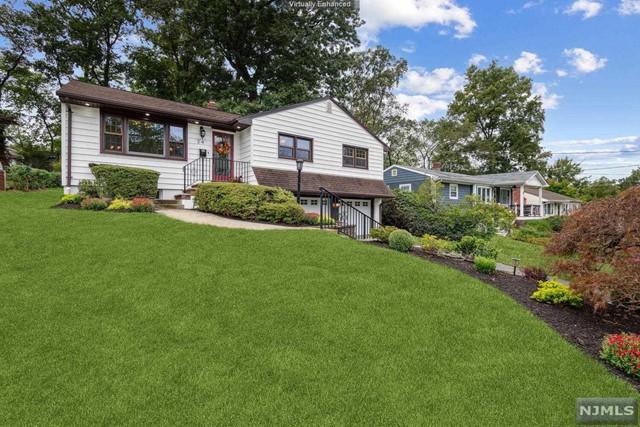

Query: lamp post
[[296, 159, 304, 204]]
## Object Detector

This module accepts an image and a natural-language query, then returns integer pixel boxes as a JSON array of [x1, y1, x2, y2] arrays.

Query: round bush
[[388, 229, 415, 253], [474, 256, 496, 274]]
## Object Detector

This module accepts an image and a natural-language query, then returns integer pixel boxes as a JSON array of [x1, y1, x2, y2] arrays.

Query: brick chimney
[[206, 100, 218, 110], [431, 162, 442, 170]]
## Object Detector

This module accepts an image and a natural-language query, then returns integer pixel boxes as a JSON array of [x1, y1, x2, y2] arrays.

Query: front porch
[[183, 157, 251, 190]]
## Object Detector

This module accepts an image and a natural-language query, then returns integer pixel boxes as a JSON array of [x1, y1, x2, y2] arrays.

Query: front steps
[[155, 199, 184, 210]]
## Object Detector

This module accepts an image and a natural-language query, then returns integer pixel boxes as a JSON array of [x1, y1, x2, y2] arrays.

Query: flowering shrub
[[370, 226, 398, 243], [107, 198, 133, 211], [601, 333, 640, 379], [524, 266, 548, 282], [474, 256, 496, 274], [130, 198, 155, 212], [80, 198, 108, 211], [60, 194, 84, 204], [530, 279, 583, 307], [389, 229, 415, 253], [300, 212, 320, 225]]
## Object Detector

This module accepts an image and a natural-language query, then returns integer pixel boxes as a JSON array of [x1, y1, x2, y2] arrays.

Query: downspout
[[66, 104, 72, 188]]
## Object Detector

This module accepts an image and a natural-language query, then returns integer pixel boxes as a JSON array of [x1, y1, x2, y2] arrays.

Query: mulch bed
[[369, 241, 640, 389]]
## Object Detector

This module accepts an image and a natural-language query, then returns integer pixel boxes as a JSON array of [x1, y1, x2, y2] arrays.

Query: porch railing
[[510, 204, 542, 217], [319, 187, 382, 240], [183, 157, 250, 191]]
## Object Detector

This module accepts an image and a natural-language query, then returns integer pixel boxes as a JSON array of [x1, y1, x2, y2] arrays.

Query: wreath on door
[[215, 140, 231, 156]]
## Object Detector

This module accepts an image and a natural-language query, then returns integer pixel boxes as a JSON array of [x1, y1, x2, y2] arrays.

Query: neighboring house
[[56, 80, 392, 224], [524, 188, 582, 217], [384, 164, 560, 220]]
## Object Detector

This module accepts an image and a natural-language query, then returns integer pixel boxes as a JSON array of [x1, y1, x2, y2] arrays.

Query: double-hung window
[[343, 145, 368, 169], [102, 112, 186, 160], [278, 134, 313, 161], [476, 186, 493, 203], [449, 183, 459, 199]]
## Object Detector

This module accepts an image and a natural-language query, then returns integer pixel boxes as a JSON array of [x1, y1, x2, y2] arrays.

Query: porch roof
[[252, 167, 394, 199], [524, 188, 582, 203]]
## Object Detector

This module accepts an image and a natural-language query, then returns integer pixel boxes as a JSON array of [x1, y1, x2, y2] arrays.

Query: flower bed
[[602, 334, 640, 380]]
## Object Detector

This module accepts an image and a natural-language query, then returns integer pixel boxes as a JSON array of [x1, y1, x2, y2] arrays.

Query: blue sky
[[359, 0, 640, 178]]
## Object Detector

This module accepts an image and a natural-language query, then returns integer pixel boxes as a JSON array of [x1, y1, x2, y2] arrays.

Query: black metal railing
[[510, 204, 542, 217], [183, 157, 250, 191], [319, 187, 382, 240]]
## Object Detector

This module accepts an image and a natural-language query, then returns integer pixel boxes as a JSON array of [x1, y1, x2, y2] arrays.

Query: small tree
[[415, 178, 443, 211], [545, 187, 640, 312]]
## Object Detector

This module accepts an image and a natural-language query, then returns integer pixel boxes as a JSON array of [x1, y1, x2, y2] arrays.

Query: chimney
[[206, 100, 218, 110], [431, 162, 442, 170]]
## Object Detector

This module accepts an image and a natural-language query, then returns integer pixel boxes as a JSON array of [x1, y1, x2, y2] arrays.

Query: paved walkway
[[156, 208, 309, 230]]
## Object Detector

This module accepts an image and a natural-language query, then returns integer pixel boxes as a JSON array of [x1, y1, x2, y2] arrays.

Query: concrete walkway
[[156, 208, 309, 230]]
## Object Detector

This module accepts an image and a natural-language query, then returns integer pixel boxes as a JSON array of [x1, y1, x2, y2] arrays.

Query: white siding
[[236, 127, 255, 184], [249, 100, 385, 180], [62, 103, 237, 198]]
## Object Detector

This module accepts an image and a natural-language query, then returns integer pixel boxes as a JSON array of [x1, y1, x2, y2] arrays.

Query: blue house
[[384, 164, 552, 220]]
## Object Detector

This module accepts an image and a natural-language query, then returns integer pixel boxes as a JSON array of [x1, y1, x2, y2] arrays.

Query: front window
[[128, 120, 165, 156], [476, 186, 493, 203], [499, 188, 511, 205], [103, 115, 123, 152], [102, 112, 186, 160], [449, 183, 458, 199], [278, 134, 313, 161], [343, 145, 368, 169], [399, 184, 412, 191]]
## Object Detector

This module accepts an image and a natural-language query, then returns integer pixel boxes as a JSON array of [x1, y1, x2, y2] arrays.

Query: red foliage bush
[[545, 186, 640, 312], [130, 197, 155, 212], [523, 266, 548, 282]]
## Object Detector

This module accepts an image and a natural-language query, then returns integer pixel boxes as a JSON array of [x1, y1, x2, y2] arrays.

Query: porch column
[[520, 185, 525, 218], [538, 186, 543, 217]]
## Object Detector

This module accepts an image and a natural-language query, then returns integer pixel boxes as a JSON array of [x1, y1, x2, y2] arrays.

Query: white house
[[523, 188, 582, 217], [56, 80, 392, 224]]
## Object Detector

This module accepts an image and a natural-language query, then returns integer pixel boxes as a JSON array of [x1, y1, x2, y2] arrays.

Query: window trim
[[398, 183, 412, 191], [342, 145, 369, 169], [277, 132, 314, 162], [100, 109, 188, 161], [449, 183, 459, 200], [476, 185, 493, 203]]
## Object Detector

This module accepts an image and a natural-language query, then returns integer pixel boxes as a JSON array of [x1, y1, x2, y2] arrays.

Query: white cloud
[[358, 0, 477, 45], [396, 94, 449, 119], [398, 67, 465, 96], [468, 53, 487, 66], [556, 69, 569, 77], [400, 41, 416, 53], [513, 51, 545, 74], [524, 0, 544, 9], [532, 82, 562, 109], [548, 136, 640, 147], [565, 0, 603, 18], [619, 0, 640, 14], [563, 48, 607, 73]]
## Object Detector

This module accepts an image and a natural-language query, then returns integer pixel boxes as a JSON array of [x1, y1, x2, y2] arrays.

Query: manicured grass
[[0, 190, 636, 426], [491, 234, 556, 271]]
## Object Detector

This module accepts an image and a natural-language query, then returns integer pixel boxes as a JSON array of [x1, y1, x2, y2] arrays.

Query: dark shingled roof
[[253, 167, 394, 198], [56, 80, 241, 127]]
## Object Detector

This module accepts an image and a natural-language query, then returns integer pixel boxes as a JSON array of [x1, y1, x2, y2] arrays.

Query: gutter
[[66, 104, 72, 187]]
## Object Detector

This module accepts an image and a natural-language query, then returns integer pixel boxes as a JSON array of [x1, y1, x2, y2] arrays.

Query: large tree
[[27, 0, 136, 86], [445, 61, 549, 174], [545, 157, 587, 198]]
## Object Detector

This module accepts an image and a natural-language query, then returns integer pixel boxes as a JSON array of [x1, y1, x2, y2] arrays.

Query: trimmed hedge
[[6, 165, 61, 191], [89, 164, 159, 199], [195, 182, 305, 224], [388, 229, 415, 252]]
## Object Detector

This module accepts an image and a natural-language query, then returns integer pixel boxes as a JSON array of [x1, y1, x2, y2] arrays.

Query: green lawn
[[0, 190, 636, 426], [491, 234, 556, 271]]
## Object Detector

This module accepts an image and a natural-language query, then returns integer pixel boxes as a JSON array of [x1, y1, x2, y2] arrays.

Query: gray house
[[384, 164, 554, 220]]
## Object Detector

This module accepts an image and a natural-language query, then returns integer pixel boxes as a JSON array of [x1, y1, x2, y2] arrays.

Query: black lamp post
[[296, 159, 304, 204]]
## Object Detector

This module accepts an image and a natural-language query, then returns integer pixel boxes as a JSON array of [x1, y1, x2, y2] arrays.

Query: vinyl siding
[[383, 166, 472, 205], [62, 103, 237, 195], [249, 100, 385, 180], [442, 183, 472, 205]]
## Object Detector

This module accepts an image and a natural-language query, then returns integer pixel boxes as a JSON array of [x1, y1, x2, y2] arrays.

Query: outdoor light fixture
[[145, 113, 150, 117], [512, 258, 521, 275], [332, 201, 341, 209], [296, 159, 304, 204], [84, 103, 90, 106]]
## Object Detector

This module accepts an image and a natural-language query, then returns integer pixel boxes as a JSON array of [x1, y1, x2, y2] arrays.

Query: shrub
[[319, 215, 336, 226], [421, 234, 454, 254], [107, 198, 132, 211], [474, 256, 496, 274], [370, 226, 398, 243], [195, 182, 304, 224], [511, 220, 552, 245], [544, 215, 567, 232], [300, 212, 320, 225], [80, 198, 108, 211], [6, 165, 60, 191], [89, 164, 159, 199], [60, 193, 84, 204], [388, 229, 415, 253], [79, 179, 105, 198], [530, 279, 583, 307], [130, 198, 155, 212], [546, 186, 640, 312], [475, 241, 498, 260], [601, 333, 640, 379], [455, 236, 483, 259], [523, 266, 548, 282]]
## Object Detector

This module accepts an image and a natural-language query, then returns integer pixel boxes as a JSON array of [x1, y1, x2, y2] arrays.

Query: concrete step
[[155, 199, 183, 207]]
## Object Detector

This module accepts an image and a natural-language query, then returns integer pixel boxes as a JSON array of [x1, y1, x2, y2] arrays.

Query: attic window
[[391, 169, 398, 177]]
